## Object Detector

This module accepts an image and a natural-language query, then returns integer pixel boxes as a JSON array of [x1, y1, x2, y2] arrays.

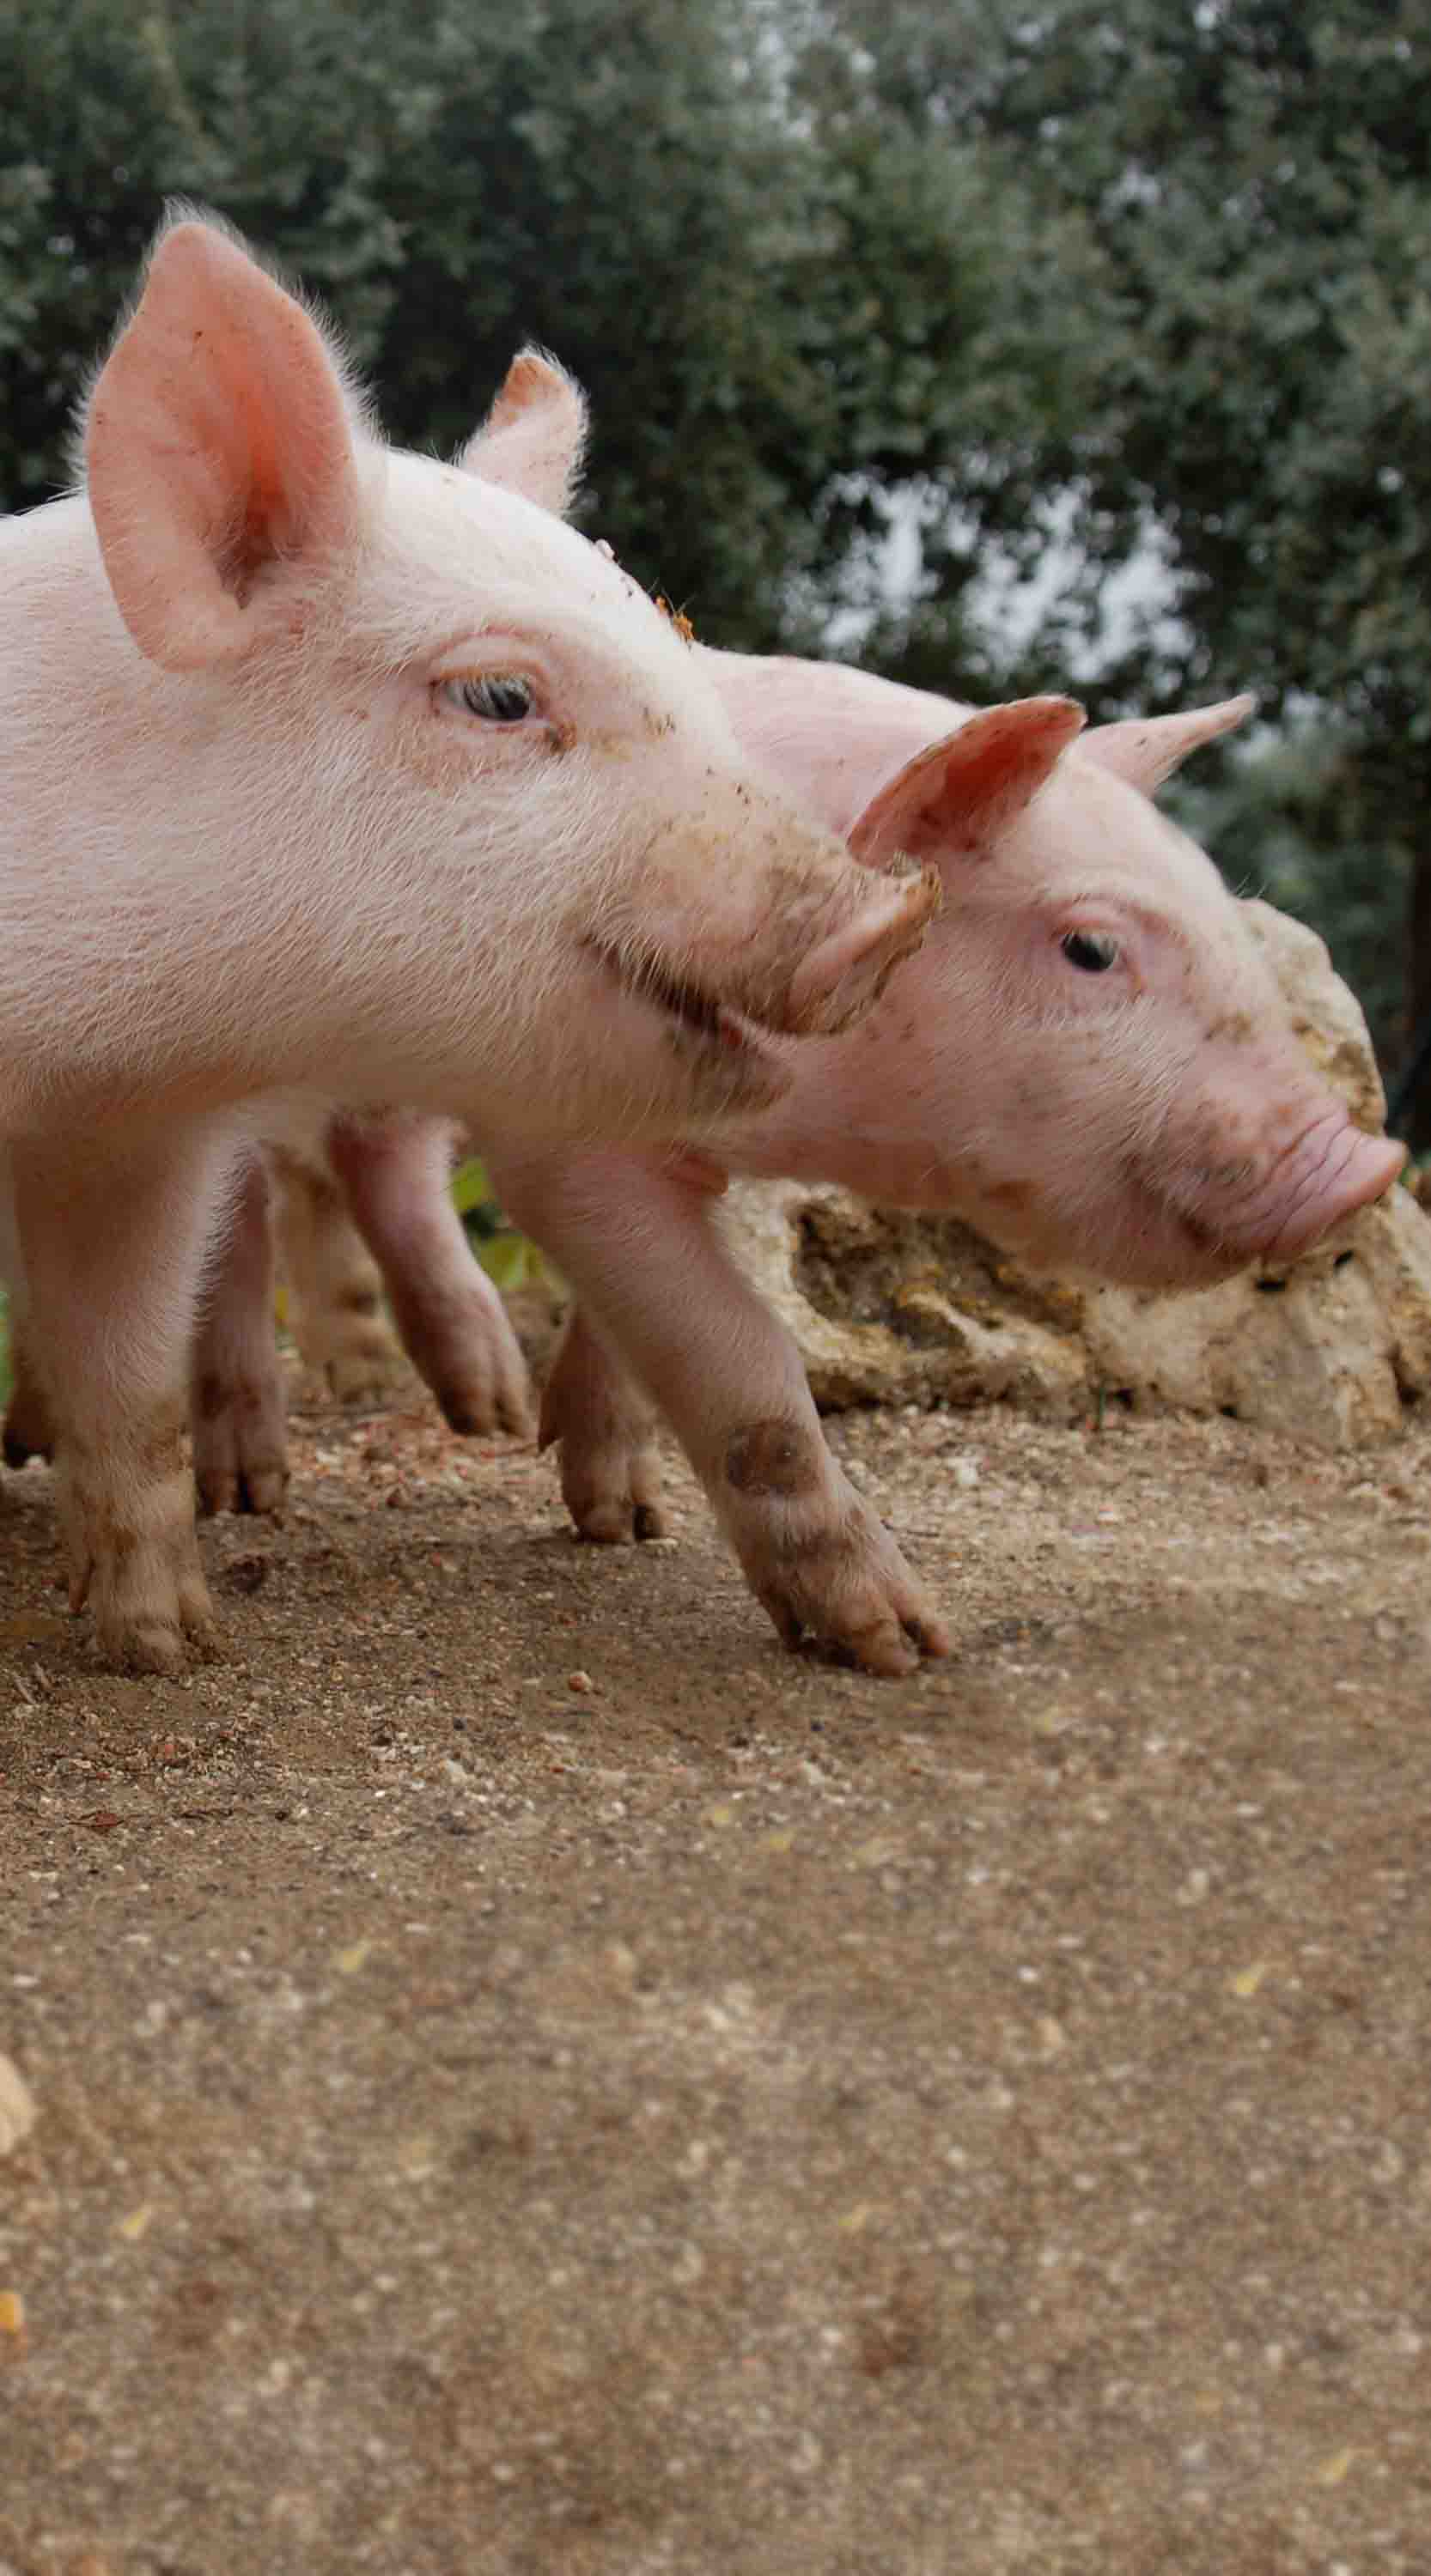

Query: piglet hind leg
[[327, 1114, 535, 1439], [270, 1145, 410, 1405], [496, 1151, 951, 1677], [539, 1305, 669, 1541], [3, 1314, 55, 1467], [191, 1153, 289, 1516], [12, 1129, 235, 1674]]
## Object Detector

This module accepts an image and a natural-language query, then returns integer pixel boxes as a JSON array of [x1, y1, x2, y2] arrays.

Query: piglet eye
[[449, 672, 534, 723], [1061, 930, 1120, 974]]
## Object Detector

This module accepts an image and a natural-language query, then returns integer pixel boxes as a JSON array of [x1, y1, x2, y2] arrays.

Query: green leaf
[[478, 1232, 537, 1292], [449, 1157, 493, 1218]]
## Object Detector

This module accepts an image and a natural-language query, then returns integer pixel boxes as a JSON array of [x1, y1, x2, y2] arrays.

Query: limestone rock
[[720, 899, 1431, 1450]]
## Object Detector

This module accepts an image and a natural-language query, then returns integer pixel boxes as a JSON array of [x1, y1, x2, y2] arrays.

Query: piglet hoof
[[59, 1448, 226, 1675], [539, 1321, 667, 1542], [429, 1334, 536, 1443], [76, 1546, 225, 1677], [385, 1275, 535, 1439], [99, 1589, 224, 1679], [195, 1455, 289, 1519], [442, 1382, 537, 1440], [3, 1345, 56, 1468], [3, 1413, 52, 1472], [192, 1375, 289, 1518], [574, 1488, 672, 1546], [550, 1436, 670, 1546], [743, 1507, 952, 1679]]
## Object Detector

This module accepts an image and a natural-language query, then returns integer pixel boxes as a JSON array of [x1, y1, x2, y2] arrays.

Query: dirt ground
[[2, 1355, 1430, 2576]]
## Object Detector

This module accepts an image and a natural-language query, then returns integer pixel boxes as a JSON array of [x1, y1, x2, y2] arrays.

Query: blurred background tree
[[0, 0, 1006, 655], [805, 0, 1430, 1123], [2, 0, 1426, 1121]]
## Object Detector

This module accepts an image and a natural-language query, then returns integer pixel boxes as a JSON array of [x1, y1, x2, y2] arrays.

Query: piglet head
[[836, 696, 1401, 1289], [78, 217, 936, 1145]]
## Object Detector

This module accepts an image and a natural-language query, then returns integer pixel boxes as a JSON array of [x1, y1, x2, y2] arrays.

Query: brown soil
[[3, 1364, 1429, 2575]]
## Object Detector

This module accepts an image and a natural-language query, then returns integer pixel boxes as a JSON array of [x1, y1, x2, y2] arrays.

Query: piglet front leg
[[496, 1148, 950, 1677], [11, 1127, 236, 1674]]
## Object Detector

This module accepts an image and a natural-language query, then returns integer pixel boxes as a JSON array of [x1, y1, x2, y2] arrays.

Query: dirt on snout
[[2, 1371, 1430, 2576]]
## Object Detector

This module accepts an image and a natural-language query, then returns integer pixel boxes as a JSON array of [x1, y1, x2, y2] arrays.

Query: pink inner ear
[[849, 697, 1087, 866], [85, 220, 363, 671]]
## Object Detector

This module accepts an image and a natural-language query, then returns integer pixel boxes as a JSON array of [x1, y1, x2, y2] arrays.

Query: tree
[[806, 0, 1431, 1115], [0, 0, 1008, 653]]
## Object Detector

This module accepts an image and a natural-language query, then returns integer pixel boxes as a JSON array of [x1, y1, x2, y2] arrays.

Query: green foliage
[[1171, 729, 1411, 1071], [449, 1158, 550, 1291], [0, 0, 1001, 653], [813, 0, 1430, 1103], [448, 1157, 494, 1224], [815, 0, 1431, 665]]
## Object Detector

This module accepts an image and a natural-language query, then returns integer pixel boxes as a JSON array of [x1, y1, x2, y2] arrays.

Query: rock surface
[[721, 899, 1431, 1449]]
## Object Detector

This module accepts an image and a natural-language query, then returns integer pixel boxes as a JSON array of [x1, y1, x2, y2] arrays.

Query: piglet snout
[[1237, 1114, 1405, 1264]]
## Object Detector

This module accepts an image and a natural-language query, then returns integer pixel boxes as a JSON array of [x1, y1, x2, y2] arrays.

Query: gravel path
[[3, 1380, 1429, 2573]]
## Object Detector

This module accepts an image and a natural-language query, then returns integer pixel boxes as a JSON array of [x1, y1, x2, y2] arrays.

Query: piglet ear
[[848, 697, 1087, 868], [84, 216, 366, 672], [458, 347, 588, 517], [1081, 696, 1256, 795]]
